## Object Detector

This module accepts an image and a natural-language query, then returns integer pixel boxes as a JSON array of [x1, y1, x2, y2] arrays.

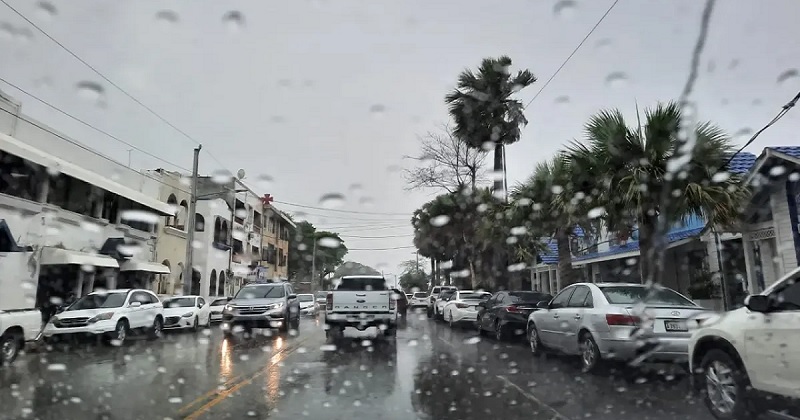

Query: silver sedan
[[527, 282, 712, 372]]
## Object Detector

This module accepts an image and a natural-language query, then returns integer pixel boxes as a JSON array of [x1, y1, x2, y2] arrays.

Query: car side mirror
[[287, 294, 297, 300], [536, 301, 549, 309], [744, 295, 770, 313], [129, 301, 142, 308]]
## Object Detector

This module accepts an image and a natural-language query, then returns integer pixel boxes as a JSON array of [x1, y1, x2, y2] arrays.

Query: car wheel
[[292, 315, 300, 331], [191, 317, 199, 332], [448, 312, 454, 328], [494, 320, 508, 341], [476, 320, 485, 336], [699, 349, 754, 420], [107, 319, 128, 346], [147, 317, 163, 341], [527, 323, 544, 357], [426, 306, 433, 319], [0, 331, 23, 365], [579, 332, 601, 372]]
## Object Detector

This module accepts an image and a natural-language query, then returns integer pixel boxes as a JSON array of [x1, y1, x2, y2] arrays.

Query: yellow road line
[[181, 336, 312, 420]]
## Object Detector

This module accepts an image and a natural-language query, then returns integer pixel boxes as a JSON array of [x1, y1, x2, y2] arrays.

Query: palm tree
[[512, 153, 594, 289], [445, 56, 536, 199], [565, 102, 749, 285]]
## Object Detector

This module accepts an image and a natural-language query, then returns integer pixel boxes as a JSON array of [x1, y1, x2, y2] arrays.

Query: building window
[[234, 199, 245, 224], [195, 213, 205, 232], [177, 200, 188, 230], [166, 194, 178, 227], [0, 151, 41, 202]]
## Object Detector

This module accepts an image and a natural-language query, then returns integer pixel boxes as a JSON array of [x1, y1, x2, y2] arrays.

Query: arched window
[[177, 200, 188, 230], [217, 271, 226, 296], [221, 220, 229, 245], [195, 213, 205, 232], [209, 269, 217, 296], [166, 194, 178, 227], [159, 260, 171, 294], [214, 217, 222, 243]]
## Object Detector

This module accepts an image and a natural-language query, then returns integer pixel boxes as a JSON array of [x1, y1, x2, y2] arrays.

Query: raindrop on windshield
[[76, 81, 105, 105], [604, 72, 629, 88], [430, 215, 450, 227], [587, 206, 605, 219], [369, 104, 385, 115], [553, 0, 576, 18], [734, 127, 754, 141], [554, 95, 570, 105], [120, 209, 159, 224], [211, 169, 232, 184], [256, 174, 274, 189], [712, 172, 731, 183], [222, 11, 245, 31], [318, 193, 345, 208], [317, 237, 341, 248], [36, 1, 57, 20], [155, 10, 179, 24], [777, 69, 798, 86]]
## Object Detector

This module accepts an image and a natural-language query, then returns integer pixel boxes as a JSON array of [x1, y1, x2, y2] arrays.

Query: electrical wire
[[338, 233, 414, 239], [346, 245, 416, 251], [274, 199, 412, 216], [0, 77, 191, 172], [523, 0, 620, 109]]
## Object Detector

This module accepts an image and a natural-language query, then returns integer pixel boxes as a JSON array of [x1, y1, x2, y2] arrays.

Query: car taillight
[[605, 314, 640, 326], [326, 293, 333, 311], [455, 302, 470, 309], [389, 296, 396, 310], [505, 305, 522, 313]]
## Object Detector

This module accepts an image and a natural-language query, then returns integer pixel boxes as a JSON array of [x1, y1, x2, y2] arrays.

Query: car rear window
[[600, 286, 696, 306], [413, 292, 427, 298], [210, 298, 229, 306], [337, 277, 388, 291], [460, 292, 489, 300], [509, 292, 552, 303]]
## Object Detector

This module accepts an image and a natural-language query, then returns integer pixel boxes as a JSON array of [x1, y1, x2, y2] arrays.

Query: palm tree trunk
[[555, 229, 578, 290], [637, 214, 662, 285], [492, 144, 504, 196]]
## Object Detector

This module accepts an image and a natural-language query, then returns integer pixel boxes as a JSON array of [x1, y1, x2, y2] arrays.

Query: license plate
[[664, 320, 687, 332]]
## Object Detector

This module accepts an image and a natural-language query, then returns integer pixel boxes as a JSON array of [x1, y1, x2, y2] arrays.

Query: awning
[[0, 132, 173, 215], [40, 247, 119, 268], [119, 260, 171, 274]]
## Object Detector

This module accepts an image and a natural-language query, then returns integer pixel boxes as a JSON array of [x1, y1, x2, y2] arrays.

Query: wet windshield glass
[[600, 286, 696, 306], [210, 299, 228, 306], [68, 293, 127, 310], [235, 286, 285, 299], [163, 298, 195, 308], [298, 295, 313, 302]]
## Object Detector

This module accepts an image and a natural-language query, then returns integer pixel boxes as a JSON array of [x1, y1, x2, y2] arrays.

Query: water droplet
[[36, 1, 57, 20], [587, 206, 605, 219], [464, 336, 481, 345], [429, 215, 450, 227], [369, 104, 385, 114], [510, 226, 527, 235], [553, 0, 576, 18], [734, 127, 753, 142], [554, 95, 570, 105], [155, 10, 179, 24], [777, 69, 798, 86], [550, 185, 563, 194], [348, 183, 363, 194], [728, 59, 739, 70], [320, 344, 337, 351], [605, 72, 628, 88], [318, 193, 345, 209], [121, 209, 159, 224], [211, 169, 232, 184], [168, 397, 183, 404], [270, 115, 285, 123], [222, 11, 245, 31], [712, 172, 731, 183], [317, 237, 341, 248], [47, 363, 67, 371], [508, 262, 527, 272], [76, 81, 105, 105]]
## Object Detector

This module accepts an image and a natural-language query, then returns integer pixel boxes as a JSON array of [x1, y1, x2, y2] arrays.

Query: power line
[[524, 0, 620, 108], [346, 245, 416, 251], [338, 233, 413, 239], [274, 199, 412, 217], [0, 0, 231, 172], [285, 209, 408, 222], [0, 77, 191, 172]]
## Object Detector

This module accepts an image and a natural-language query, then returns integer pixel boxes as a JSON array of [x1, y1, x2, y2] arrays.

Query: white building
[[0, 92, 172, 308]]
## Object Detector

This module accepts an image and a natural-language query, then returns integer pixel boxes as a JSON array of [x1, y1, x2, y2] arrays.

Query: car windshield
[[68, 292, 127, 310], [413, 292, 427, 298], [235, 285, 286, 299], [298, 295, 314, 302], [315, 292, 328, 299], [210, 298, 229, 306], [163, 297, 195, 308], [509, 292, 553, 303], [337, 277, 387, 291], [600, 286, 696, 307]]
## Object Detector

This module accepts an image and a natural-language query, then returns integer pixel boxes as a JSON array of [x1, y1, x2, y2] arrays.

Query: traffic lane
[[0, 323, 309, 420], [191, 315, 564, 420], [428, 317, 714, 420]]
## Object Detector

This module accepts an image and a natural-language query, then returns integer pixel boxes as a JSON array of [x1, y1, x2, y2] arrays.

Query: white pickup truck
[[324, 275, 398, 339]]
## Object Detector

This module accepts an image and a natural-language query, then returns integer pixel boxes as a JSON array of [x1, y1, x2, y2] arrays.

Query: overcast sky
[[1, 0, 798, 273]]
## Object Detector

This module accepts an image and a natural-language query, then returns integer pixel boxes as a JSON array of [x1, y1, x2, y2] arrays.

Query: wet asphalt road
[[0, 312, 714, 420]]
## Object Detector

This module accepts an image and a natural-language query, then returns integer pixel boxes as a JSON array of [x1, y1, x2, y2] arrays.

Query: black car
[[476, 291, 552, 341]]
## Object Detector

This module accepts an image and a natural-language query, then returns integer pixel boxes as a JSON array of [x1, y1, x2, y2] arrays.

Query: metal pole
[[713, 228, 730, 311], [183, 145, 201, 295], [310, 237, 317, 291]]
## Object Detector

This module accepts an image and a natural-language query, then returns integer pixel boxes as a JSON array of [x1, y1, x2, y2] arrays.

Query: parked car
[[42, 289, 164, 345], [409, 292, 429, 308], [432, 288, 458, 320], [162, 295, 211, 331], [208, 296, 232, 323], [298, 294, 317, 316], [477, 291, 552, 340], [689, 267, 800, 420], [527, 283, 710, 372], [441, 291, 492, 327], [221, 282, 301, 336], [426, 286, 456, 318], [315, 291, 328, 311]]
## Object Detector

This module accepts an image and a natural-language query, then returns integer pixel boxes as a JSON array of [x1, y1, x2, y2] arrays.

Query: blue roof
[[540, 239, 559, 265], [568, 225, 705, 263], [767, 146, 800, 159], [727, 151, 757, 174]]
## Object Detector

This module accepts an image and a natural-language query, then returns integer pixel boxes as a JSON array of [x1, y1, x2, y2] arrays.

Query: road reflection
[[321, 338, 398, 398]]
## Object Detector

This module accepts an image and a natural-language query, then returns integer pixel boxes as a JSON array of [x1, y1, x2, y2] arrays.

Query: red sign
[[261, 194, 274, 206]]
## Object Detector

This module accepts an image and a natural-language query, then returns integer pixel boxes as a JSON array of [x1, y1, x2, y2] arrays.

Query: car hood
[[163, 306, 196, 316], [58, 308, 120, 318], [228, 297, 284, 306]]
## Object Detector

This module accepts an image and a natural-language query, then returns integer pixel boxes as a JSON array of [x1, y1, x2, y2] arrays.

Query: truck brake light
[[389, 295, 396, 310], [326, 293, 333, 311]]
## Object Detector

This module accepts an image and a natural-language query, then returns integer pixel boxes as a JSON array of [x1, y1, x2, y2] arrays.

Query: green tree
[[445, 56, 536, 198], [398, 271, 429, 292], [288, 221, 348, 288], [333, 261, 380, 277], [565, 102, 749, 284]]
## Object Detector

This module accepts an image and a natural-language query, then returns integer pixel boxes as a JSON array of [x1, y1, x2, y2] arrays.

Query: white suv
[[43, 289, 164, 345], [689, 267, 800, 420]]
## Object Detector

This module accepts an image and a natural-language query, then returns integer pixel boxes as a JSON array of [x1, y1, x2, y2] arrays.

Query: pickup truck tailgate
[[332, 291, 391, 312]]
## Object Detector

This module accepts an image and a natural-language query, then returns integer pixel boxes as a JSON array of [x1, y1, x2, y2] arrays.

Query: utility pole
[[183, 145, 201, 295], [310, 237, 317, 291]]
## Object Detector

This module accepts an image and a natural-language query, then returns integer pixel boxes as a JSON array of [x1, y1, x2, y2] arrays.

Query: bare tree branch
[[403, 123, 488, 193]]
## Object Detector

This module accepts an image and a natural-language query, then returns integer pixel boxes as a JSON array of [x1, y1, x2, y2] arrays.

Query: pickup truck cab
[[1, 309, 41, 366], [324, 275, 397, 339]]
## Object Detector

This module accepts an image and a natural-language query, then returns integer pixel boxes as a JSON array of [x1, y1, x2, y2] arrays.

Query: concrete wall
[[195, 199, 232, 297]]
